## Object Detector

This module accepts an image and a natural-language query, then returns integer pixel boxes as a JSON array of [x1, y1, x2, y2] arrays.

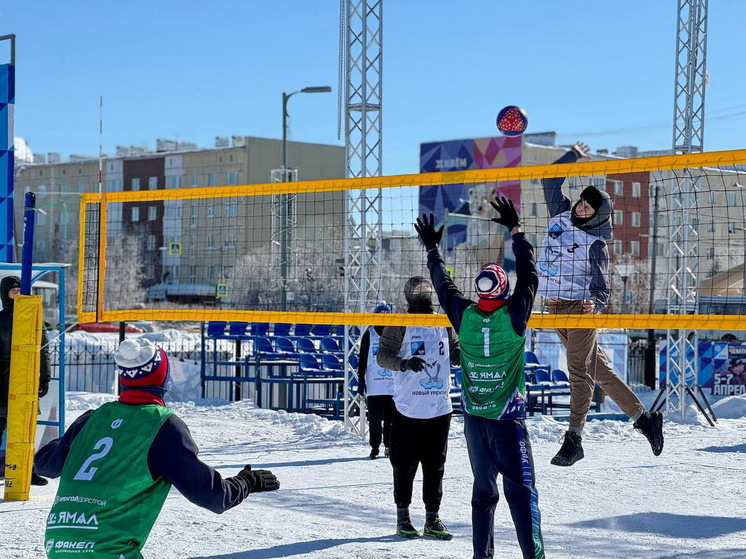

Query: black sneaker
[[551, 431, 584, 467], [31, 471, 48, 486], [369, 447, 379, 459], [396, 518, 420, 539], [423, 517, 453, 541], [634, 411, 664, 456]]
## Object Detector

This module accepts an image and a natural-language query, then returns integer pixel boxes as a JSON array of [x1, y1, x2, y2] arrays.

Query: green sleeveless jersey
[[459, 305, 527, 419], [45, 402, 174, 558]]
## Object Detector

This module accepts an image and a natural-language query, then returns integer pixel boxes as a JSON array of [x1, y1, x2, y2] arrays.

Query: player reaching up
[[414, 198, 545, 559]]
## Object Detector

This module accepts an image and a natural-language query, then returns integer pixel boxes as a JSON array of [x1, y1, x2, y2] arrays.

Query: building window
[[207, 205, 215, 218], [612, 180, 623, 195], [206, 234, 214, 248], [189, 266, 197, 280], [657, 242, 666, 257], [208, 173, 217, 187], [630, 241, 640, 256], [190, 205, 198, 227], [631, 212, 641, 227], [709, 191, 717, 204], [131, 207, 140, 222], [226, 171, 239, 185], [613, 240, 622, 255], [708, 220, 716, 233], [147, 235, 156, 250], [148, 176, 158, 189], [226, 233, 237, 247], [632, 182, 641, 197], [192, 174, 200, 187], [225, 203, 238, 217], [614, 210, 624, 225], [728, 222, 737, 233], [729, 192, 738, 206], [131, 178, 140, 191], [148, 206, 157, 221], [207, 266, 215, 280], [529, 202, 538, 217], [706, 247, 715, 259]]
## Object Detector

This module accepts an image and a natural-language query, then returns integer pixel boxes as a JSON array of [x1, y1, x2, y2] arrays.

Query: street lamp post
[[279, 85, 331, 312], [615, 263, 634, 314]]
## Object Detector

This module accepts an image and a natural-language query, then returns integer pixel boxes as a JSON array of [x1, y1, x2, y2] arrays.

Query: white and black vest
[[365, 328, 395, 397], [537, 211, 603, 301], [393, 326, 453, 419]]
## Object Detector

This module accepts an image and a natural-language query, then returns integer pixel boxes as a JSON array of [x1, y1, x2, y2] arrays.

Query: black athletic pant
[[390, 410, 451, 513], [366, 395, 395, 450], [464, 414, 544, 559]]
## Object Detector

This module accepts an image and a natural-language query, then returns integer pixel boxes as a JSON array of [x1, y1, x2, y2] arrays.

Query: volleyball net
[[77, 149, 746, 330]]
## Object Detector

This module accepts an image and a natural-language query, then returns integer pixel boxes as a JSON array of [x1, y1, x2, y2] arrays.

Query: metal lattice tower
[[341, 0, 383, 435], [658, 0, 715, 424]]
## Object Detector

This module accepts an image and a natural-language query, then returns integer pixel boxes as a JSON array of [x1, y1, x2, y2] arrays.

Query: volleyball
[[496, 105, 528, 137]]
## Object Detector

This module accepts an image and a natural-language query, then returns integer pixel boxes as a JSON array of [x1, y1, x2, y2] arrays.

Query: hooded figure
[[1, 274, 51, 485], [403, 276, 434, 314], [570, 185, 614, 240]]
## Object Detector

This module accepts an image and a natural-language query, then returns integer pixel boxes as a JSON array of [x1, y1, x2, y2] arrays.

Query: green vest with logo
[[459, 305, 527, 420], [45, 401, 174, 558]]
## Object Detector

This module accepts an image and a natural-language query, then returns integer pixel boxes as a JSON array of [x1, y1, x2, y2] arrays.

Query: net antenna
[[341, 0, 383, 435], [651, 0, 716, 425]]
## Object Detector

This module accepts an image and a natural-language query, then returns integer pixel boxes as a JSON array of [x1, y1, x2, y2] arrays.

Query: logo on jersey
[[548, 223, 564, 239], [410, 340, 426, 356], [418, 360, 445, 390]]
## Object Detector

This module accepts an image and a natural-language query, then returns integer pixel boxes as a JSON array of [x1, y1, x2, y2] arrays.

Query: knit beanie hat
[[373, 302, 392, 314], [115, 338, 170, 405], [579, 186, 604, 211], [474, 264, 510, 300]]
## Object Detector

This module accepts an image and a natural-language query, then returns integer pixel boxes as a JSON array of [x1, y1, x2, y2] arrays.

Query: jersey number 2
[[73, 437, 114, 481]]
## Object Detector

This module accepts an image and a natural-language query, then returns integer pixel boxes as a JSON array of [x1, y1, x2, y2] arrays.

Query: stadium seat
[[273, 337, 296, 354], [227, 322, 250, 338], [320, 336, 341, 353], [251, 323, 270, 337], [534, 369, 553, 385], [525, 351, 540, 365], [312, 324, 332, 337], [551, 369, 570, 384], [273, 323, 292, 337], [294, 324, 313, 337], [322, 353, 344, 372], [299, 353, 325, 374], [206, 321, 227, 337], [348, 353, 359, 370], [296, 337, 319, 353]]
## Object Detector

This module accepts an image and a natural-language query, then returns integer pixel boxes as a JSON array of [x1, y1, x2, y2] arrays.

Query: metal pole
[[280, 92, 290, 312]]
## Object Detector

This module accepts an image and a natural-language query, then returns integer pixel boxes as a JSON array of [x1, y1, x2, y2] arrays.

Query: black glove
[[414, 213, 444, 251], [237, 464, 280, 493], [39, 379, 50, 398], [489, 196, 521, 231], [400, 357, 426, 372]]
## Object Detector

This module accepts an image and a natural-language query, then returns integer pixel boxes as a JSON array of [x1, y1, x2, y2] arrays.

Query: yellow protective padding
[[4, 295, 43, 501]]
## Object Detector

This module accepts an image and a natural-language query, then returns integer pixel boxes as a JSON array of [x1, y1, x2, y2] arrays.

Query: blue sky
[[3, 1, 746, 177]]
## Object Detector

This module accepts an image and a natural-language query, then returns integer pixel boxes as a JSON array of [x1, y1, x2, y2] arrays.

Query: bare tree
[[104, 234, 147, 310]]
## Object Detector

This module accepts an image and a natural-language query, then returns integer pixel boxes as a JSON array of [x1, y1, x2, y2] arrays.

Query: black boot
[[551, 431, 584, 467], [31, 468, 48, 486], [369, 447, 379, 459], [634, 411, 664, 456]]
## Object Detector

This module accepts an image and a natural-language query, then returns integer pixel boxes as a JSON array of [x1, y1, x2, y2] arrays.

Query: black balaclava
[[403, 276, 434, 314], [571, 186, 613, 239], [0, 275, 21, 312]]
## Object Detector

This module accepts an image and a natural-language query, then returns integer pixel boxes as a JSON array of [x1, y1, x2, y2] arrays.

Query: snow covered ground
[[3, 391, 746, 559]]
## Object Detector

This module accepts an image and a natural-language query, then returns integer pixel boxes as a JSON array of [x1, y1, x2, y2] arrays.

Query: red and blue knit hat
[[114, 338, 170, 405], [474, 263, 510, 300]]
